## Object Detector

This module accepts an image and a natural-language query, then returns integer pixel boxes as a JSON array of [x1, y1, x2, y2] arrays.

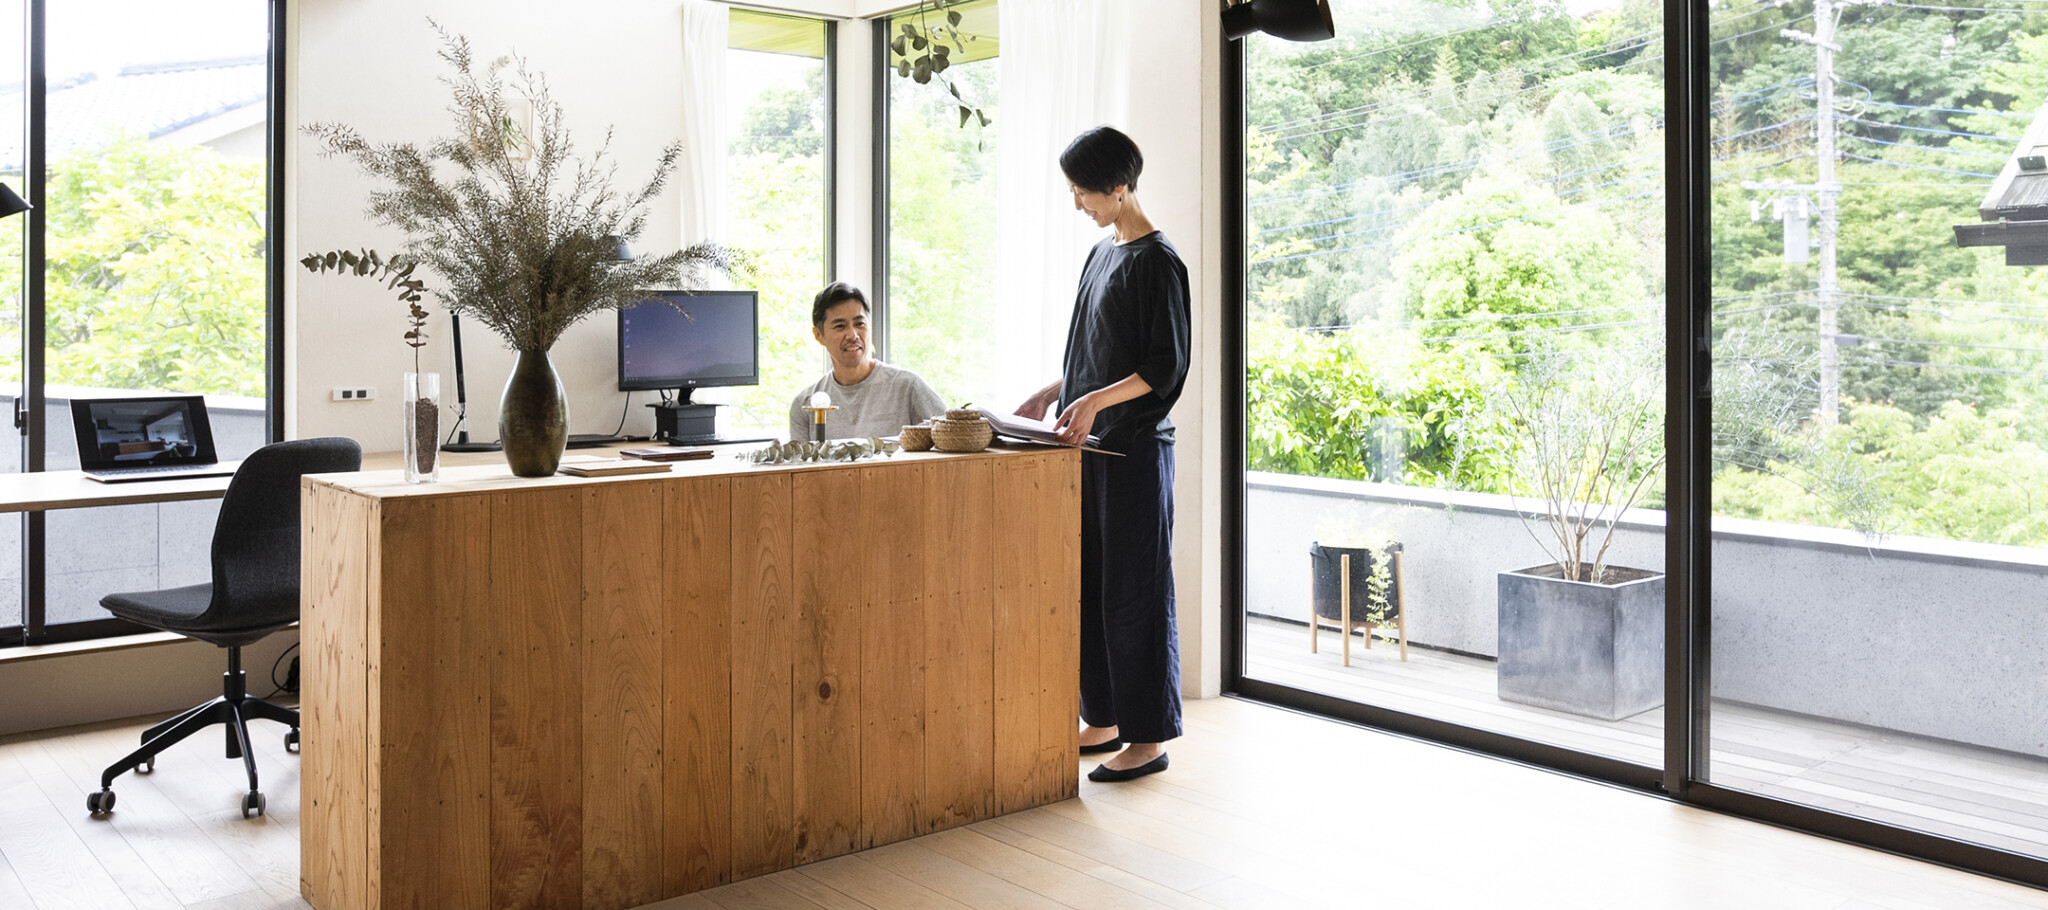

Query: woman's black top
[[1060, 231, 1192, 451]]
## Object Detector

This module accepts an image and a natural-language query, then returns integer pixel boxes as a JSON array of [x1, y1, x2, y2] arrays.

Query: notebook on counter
[[619, 446, 716, 462], [556, 457, 673, 477]]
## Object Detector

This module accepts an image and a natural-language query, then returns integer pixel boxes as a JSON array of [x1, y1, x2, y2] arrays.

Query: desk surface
[[0, 464, 242, 513]]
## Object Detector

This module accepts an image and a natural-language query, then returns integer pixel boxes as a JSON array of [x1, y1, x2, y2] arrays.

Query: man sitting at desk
[[788, 282, 947, 440]]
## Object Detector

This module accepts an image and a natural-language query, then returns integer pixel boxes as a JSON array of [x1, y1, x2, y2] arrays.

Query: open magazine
[[973, 406, 1111, 452]]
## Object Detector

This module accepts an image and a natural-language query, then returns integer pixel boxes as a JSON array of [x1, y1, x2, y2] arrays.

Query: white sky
[[0, 0, 268, 84]]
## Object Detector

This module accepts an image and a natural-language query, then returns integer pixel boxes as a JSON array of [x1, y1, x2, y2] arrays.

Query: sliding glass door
[[1238, 0, 1668, 770], [1703, 0, 2048, 861]]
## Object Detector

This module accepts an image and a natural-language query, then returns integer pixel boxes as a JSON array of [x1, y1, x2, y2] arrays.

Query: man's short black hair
[[1059, 126, 1144, 196], [812, 281, 869, 327]]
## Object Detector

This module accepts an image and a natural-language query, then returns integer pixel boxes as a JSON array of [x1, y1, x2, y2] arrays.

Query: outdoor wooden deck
[[1246, 615, 2048, 858]]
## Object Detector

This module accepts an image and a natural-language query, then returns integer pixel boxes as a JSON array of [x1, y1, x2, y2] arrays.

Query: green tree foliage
[[1247, 320, 1520, 491], [0, 134, 267, 397]]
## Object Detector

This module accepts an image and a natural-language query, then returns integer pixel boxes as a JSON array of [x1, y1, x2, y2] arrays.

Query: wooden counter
[[298, 445, 1081, 910]]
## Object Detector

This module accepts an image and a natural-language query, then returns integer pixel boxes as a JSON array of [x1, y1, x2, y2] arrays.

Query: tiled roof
[[0, 55, 265, 173]]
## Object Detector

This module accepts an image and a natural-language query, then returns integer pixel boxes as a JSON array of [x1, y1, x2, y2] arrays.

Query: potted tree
[[1495, 346, 1665, 721]]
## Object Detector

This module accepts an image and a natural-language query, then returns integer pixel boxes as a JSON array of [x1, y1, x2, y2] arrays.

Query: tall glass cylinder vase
[[404, 371, 441, 484]]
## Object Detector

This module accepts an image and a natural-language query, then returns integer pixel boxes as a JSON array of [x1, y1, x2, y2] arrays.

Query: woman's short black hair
[[1059, 126, 1143, 196], [812, 281, 869, 327]]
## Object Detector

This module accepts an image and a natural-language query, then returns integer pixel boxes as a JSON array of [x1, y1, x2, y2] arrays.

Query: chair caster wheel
[[136, 756, 154, 774], [87, 789, 116, 815], [284, 729, 299, 753], [242, 791, 266, 819]]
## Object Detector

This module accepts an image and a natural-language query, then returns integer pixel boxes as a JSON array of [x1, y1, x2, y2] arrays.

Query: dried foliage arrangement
[[302, 21, 738, 353]]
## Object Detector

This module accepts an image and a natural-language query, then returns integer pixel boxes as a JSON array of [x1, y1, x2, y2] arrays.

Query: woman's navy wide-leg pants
[[1077, 437, 1183, 744]]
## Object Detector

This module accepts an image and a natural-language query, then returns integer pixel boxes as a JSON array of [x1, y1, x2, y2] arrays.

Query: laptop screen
[[70, 396, 220, 471]]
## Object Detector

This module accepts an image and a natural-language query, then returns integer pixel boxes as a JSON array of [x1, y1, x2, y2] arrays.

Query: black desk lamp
[[0, 183, 30, 218], [439, 313, 500, 452], [1221, 0, 1336, 42]]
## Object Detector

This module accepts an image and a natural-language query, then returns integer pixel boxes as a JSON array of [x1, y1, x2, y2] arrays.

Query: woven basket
[[900, 424, 933, 451], [930, 417, 992, 453]]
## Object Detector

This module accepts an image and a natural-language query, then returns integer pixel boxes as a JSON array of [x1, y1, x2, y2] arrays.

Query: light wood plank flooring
[[1249, 615, 2048, 857], [3, 694, 2046, 909]]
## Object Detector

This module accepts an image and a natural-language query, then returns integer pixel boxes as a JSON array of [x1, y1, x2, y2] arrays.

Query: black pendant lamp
[[0, 182, 30, 218], [1222, 0, 1336, 42]]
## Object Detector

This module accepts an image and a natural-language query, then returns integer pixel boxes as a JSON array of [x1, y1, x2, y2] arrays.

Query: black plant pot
[[1496, 563, 1664, 721], [1309, 541, 1402, 622]]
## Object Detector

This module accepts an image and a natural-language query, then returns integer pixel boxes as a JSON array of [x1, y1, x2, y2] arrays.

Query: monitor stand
[[648, 389, 719, 443]]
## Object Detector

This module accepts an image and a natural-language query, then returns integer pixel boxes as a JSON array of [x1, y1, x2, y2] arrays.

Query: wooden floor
[[1249, 615, 2048, 858], [4, 694, 2048, 909]]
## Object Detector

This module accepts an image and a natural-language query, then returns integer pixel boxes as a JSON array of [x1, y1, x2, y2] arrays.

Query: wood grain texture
[[791, 470, 864, 864], [300, 481, 371, 910], [922, 459, 995, 833], [992, 455, 1048, 814], [489, 487, 586, 910], [729, 474, 795, 879], [860, 464, 926, 849], [582, 482, 667, 910], [665, 477, 734, 894], [371, 494, 491, 910], [1042, 452, 1083, 802]]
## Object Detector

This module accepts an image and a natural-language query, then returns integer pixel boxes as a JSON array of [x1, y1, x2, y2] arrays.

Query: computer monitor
[[617, 290, 759, 402]]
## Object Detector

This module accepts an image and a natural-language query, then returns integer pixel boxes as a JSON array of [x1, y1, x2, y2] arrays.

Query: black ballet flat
[[1087, 753, 1168, 782], [1079, 738, 1124, 755]]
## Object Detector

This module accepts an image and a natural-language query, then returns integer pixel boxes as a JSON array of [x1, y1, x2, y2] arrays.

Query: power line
[[1841, 151, 1996, 178]]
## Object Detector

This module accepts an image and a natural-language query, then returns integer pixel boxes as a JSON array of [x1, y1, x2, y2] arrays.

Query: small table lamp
[[802, 390, 837, 445]]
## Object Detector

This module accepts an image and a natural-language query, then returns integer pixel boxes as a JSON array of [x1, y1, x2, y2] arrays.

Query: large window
[[878, 0, 998, 407], [724, 8, 833, 433], [1239, 0, 1667, 768], [1232, 0, 2048, 886], [1, 0, 279, 646]]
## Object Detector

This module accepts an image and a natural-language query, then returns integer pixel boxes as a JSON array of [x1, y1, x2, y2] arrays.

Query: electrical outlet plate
[[331, 387, 377, 401]]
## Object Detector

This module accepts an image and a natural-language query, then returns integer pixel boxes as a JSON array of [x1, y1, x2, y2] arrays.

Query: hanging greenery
[[888, 2, 991, 130]]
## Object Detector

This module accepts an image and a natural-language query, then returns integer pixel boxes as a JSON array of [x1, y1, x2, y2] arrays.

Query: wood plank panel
[[665, 477, 734, 894], [729, 474, 795, 879], [489, 487, 586, 910], [372, 494, 492, 910], [991, 455, 1046, 814], [791, 470, 863, 864], [860, 464, 926, 848], [582, 481, 667, 910], [1041, 452, 1083, 802], [922, 459, 995, 832], [300, 481, 371, 910]]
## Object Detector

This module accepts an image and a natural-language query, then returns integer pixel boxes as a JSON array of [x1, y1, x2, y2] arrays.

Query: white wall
[[292, 0, 698, 450]]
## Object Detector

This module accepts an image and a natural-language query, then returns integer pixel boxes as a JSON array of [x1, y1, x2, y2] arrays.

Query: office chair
[[85, 436, 362, 819]]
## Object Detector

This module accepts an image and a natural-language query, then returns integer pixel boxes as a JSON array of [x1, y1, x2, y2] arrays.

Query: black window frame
[[1220, 0, 2048, 891], [1, 0, 287, 650]]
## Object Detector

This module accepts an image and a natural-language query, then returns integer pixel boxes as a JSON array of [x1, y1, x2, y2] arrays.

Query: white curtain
[[679, 0, 729, 248], [993, 0, 1130, 406]]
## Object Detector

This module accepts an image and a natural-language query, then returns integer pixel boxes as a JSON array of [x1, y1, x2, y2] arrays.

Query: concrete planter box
[[1497, 564, 1665, 721]]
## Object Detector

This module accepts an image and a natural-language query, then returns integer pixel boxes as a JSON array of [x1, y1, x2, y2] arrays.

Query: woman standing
[[1015, 127, 1190, 783]]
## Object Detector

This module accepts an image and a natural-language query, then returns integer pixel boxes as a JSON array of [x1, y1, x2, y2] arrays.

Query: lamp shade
[[0, 182, 30, 218], [1222, 0, 1336, 42]]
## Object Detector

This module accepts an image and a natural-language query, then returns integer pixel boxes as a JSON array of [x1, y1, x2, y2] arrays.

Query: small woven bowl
[[900, 424, 933, 451], [930, 417, 992, 453]]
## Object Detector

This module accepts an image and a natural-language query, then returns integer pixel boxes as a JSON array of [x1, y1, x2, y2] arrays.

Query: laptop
[[72, 395, 238, 483]]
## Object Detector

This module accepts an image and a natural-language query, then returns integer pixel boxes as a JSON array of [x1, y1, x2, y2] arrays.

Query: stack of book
[[619, 446, 716, 462]]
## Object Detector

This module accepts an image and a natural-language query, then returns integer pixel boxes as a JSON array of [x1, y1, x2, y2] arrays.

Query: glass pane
[[725, 10, 830, 435], [1241, 0, 1666, 765], [41, 0, 268, 626], [0, 0, 23, 633], [1706, 0, 2048, 856], [885, 0, 999, 405]]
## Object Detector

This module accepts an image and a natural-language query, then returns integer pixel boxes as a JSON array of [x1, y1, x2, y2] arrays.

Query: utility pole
[[1752, 0, 1848, 424]]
